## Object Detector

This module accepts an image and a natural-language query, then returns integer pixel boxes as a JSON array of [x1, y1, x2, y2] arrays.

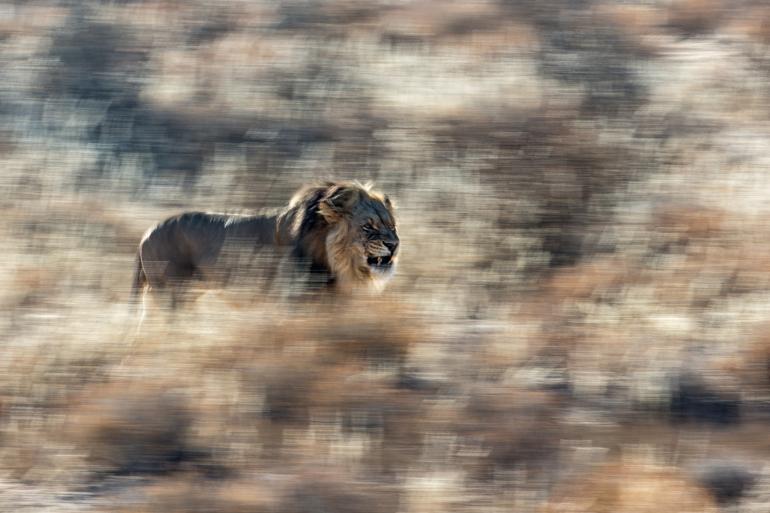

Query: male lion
[[131, 181, 399, 309]]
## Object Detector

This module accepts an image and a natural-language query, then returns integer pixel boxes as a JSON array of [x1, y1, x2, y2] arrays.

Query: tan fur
[[132, 181, 399, 308]]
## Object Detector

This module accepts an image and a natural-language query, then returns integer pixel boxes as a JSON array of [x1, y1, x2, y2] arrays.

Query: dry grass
[[1, 0, 770, 511], [543, 460, 719, 513]]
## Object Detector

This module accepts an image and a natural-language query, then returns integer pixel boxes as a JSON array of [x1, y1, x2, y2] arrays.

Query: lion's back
[[140, 212, 227, 261]]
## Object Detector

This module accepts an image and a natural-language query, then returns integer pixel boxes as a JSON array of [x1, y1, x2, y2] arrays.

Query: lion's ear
[[384, 195, 395, 210], [320, 186, 360, 221]]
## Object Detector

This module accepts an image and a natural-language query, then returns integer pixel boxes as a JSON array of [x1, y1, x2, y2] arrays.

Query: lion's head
[[284, 181, 399, 292]]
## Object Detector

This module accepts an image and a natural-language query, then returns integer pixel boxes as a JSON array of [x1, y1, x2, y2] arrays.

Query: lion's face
[[318, 183, 399, 290], [355, 202, 399, 279]]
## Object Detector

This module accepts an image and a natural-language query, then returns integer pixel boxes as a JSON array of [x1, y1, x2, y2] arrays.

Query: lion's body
[[132, 211, 285, 306], [132, 181, 399, 308]]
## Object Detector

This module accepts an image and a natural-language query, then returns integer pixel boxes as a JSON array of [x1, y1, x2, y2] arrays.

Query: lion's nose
[[384, 240, 399, 255]]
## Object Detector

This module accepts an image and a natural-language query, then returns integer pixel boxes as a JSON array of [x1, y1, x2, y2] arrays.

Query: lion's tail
[[130, 251, 147, 304], [122, 250, 149, 350]]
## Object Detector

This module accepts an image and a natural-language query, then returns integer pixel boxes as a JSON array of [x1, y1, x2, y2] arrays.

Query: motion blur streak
[[1, 1, 769, 511]]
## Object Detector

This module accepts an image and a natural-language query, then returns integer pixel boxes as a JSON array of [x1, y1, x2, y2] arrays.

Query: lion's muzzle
[[366, 238, 399, 273]]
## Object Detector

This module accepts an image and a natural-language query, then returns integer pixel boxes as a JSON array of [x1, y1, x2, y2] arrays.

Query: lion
[[131, 181, 399, 309]]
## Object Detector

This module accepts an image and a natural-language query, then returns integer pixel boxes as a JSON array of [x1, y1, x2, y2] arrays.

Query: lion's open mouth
[[367, 255, 393, 269]]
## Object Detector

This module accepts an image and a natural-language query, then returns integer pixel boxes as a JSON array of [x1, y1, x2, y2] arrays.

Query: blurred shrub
[[669, 372, 741, 426], [457, 385, 563, 480], [46, 12, 146, 102], [284, 478, 399, 513], [115, 473, 398, 513], [114, 477, 280, 513], [666, 0, 726, 36], [543, 460, 719, 513], [67, 382, 194, 476], [695, 461, 757, 505]]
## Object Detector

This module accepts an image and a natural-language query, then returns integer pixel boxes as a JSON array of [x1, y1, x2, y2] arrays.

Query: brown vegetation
[[543, 460, 719, 513], [1, 0, 770, 511]]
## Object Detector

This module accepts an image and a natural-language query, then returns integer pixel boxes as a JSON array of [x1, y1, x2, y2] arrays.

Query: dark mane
[[296, 184, 330, 243]]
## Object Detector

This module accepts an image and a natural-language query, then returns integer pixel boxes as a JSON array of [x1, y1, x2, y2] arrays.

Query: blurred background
[[2, 0, 770, 511]]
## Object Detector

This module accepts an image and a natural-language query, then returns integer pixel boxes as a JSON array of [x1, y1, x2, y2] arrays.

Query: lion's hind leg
[[145, 259, 203, 313]]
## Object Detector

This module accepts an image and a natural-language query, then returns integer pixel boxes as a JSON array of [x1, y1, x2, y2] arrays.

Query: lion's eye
[[363, 223, 374, 232]]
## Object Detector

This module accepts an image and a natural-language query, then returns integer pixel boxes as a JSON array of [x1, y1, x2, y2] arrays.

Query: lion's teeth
[[377, 257, 382, 265]]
